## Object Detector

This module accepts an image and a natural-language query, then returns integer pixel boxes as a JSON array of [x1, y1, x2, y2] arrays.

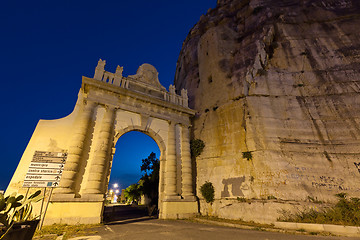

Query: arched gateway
[[6, 60, 198, 224]]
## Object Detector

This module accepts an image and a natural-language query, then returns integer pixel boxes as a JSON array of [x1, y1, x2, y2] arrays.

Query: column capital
[[179, 123, 192, 129], [167, 120, 182, 127], [97, 104, 117, 112], [83, 99, 97, 107]]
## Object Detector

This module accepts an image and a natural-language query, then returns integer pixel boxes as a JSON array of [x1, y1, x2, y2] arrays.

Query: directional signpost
[[23, 151, 68, 230], [23, 151, 67, 188]]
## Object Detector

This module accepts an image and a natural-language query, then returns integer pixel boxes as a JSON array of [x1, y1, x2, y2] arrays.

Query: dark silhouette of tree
[[123, 183, 141, 203], [140, 152, 159, 213]]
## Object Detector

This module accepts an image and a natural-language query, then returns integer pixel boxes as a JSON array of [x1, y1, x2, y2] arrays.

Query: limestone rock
[[175, 0, 360, 221]]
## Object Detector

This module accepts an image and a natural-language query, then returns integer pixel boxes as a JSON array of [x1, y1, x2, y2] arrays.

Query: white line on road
[[132, 222, 172, 227], [105, 225, 114, 233], [67, 236, 101, 240]]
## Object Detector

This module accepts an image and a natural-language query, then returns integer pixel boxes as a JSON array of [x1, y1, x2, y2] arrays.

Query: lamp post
[[112, 183, 119, 203]]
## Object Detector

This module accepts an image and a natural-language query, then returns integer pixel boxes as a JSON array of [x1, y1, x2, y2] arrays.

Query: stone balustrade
[[93, 59, 189, 108]]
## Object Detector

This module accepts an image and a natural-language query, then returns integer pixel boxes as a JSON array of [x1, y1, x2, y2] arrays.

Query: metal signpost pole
[[39, 187, 53, 230], [24, 187, 30, 200], [38, 187, 47, 229]]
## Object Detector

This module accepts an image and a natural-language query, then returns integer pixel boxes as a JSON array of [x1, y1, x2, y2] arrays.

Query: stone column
[[164, 121, 178, 198], [158, 153, 165, 207], [181, 125, 194, 198], [83, 106, 116, 194], [56, 100, 96, 194]]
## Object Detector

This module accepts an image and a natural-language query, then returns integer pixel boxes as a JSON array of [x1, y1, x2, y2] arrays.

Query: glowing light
[[115, 189, 119, 194], [113, 183, 119, 188]]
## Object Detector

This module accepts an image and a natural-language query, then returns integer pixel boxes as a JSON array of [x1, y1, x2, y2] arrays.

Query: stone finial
[[113, 65, 123, 86], [181, 89, 188, 108], [169, 85, 176, 94], [181, 89, 188, 98], [94, 59, 106, 80], [115, 65, 123, 76], [97, 59, 106, 67], [169, 85, 176, 103]]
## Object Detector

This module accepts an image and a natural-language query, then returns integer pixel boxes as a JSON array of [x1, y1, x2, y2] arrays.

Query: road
[[69, 205, 359, 240]]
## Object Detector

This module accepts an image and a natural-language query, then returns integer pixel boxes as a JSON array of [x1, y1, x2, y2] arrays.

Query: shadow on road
[[103, 204, 156, 225]]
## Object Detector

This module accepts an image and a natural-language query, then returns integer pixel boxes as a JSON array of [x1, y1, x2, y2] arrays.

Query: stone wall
[[175, 0, 360, 222]]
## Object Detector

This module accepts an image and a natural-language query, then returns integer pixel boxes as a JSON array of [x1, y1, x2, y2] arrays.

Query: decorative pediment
[[128, 63, 166, 90], [92, 59, 189, 108]]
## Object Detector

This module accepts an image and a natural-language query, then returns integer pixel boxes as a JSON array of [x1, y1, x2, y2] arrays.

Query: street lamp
[[113, 183, 118, 188]]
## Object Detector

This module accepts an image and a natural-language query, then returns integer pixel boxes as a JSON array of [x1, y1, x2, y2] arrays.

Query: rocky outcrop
[[175, 0, 360, 222]]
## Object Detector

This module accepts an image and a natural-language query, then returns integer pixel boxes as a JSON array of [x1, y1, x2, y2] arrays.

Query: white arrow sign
[[25, 174, 62, 181], [27, 168, 63, 174], [29, 163, 64, 169], [23, 181, 60, 188], [23, 151, 67, 188]]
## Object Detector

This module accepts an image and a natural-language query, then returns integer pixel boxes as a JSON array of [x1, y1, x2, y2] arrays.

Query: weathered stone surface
[[6, 62, 197, 224], [175, 0, 360, 221]]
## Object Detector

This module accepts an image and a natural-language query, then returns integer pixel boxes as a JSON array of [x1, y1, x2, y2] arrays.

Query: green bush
[[267, 195, 277, 200], [200, 181, 215, 203], [190, 139, 205, 158], [237, 197, 251, 203], [278, 193, 360, 226]]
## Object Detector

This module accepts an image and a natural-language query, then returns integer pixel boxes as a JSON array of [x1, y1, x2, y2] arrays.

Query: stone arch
[[110, 126, 166, 208], [114, 126, 166, 155], [6, 60, 197, 225]]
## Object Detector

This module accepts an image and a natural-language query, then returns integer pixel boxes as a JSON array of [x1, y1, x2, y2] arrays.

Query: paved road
[[69, 205, 359, 240], [70, 218, 359, 240], [103, 204, 148, 223]]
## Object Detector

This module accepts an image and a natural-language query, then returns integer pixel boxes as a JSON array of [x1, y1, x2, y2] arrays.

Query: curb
[[193, 218, 360, 237], [193, 218, 284, 233], [274, 222, 360, 237]]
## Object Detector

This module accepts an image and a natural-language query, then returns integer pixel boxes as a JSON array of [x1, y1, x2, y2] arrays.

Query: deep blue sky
[[0, 0, 216, 191]]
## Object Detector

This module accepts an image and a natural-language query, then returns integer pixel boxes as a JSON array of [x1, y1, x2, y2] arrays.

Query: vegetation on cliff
[[279, 193, 360, 226], [200, 181, 215, 203]]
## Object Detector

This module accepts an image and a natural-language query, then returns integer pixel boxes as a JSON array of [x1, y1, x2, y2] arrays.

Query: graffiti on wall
[[311, 176, 346, 191], [354, 162, 360, 174], [221, 177, 246, 197], [286, 166, 347, 191]]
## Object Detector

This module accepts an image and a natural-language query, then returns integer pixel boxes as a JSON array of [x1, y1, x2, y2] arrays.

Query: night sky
[[0, 0, 216, 191]]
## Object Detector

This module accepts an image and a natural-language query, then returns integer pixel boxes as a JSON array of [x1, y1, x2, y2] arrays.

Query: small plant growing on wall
[[190, 139, 205, 158], [242, 151, 252, 160], [200, 181, 215, 203]]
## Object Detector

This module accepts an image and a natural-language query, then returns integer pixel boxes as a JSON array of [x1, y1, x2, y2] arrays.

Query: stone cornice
[[82, 77, 195, 125]]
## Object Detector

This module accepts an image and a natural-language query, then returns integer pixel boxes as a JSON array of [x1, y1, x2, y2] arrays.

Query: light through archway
[[108, 131, 160, 196]]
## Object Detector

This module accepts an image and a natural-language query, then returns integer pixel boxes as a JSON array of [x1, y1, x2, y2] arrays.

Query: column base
[[183, 195, 197, 201], [160, 199, 198, 219], [164, 195, 182, 201], [43, 201, 104, 225], [51, 193, 76, 201]]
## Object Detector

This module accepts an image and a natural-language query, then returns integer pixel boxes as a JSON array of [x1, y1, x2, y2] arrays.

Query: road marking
[[105, 225, 114, 233], [67, 236, 101, 240], [133, 222, 172, 227]]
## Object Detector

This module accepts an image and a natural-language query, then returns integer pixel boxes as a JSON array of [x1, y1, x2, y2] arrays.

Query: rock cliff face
[[175, 0, 360, 222]]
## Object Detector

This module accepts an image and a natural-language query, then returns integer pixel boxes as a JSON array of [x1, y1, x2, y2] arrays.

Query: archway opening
[[104, 131, 161, 221]]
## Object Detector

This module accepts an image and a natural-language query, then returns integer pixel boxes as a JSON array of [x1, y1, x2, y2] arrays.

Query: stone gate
[[6, 60, 198, 224]]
